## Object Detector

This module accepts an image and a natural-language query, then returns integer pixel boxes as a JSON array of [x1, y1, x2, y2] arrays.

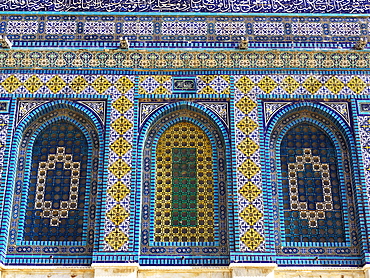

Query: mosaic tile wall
[[105, 76, 135, 252], [1, 72, 370, 266], [0, 50, 369, 71], [2, 14, 368, 48], [0, 0, 367, 13]]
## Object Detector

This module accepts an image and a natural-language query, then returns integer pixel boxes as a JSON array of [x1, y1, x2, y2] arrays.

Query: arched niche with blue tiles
[[5, 102, 104, 265], [135, 102, 233, 266], [265, 105, 362, 265]]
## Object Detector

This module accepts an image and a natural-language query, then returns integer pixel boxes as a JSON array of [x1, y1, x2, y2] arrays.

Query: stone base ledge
[[229, 263, 278, 269]]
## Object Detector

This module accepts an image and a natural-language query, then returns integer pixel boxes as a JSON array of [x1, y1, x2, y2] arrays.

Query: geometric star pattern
[[107, 204, 129, 226], [108, 181, 130, 202], [105, 228, 128, 251]]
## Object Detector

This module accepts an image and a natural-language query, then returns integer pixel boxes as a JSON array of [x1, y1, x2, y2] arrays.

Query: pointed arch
[[4, 100, 106, 265], [135, 102, 232, 265], [263, 102, 364, 265]]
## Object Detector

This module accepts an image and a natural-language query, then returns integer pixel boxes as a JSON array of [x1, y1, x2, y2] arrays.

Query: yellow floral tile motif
[[110, 137, 132, 157], [235, 96, 256, 115], [200, 85, 216, 94], [109, 159, 131, 179], [347, 76, 366, 94], [46, 75, 66, 94], [139, 76, 170, 94], [107, 204, 129, 226], [108, 181, 130, 202], [258, 76, 277, 94], [238, 159, 260, 179], [154, 122, 215, 242], [111, 116, 133, 135], [114, 76, 134, 94], [325, 76, 344, 94], [70, 75, 88, 94], [236, 116, 258, 135], [92, 75, 111, 94], [237, 137, 259, 157], [113, 96, 133, 114], [241, 228, 264, 251], [240, 205, 263, 226], [139, 75, 148, 84], [2, 75, 22, 93], [198, 75, 230, 94], [303, 76, 322, 94], [235, 76, 255, 94], [221, 75, 230, 83], [105, 227, 128, 251], [221, 87, 231, 94], [239, 182, 262, 202], [153, 75, 171, 84], [24, 75, 43, 93], [199, 75, 216, 84], [153, 85, 168, 94], [281, 76, 300, 94]]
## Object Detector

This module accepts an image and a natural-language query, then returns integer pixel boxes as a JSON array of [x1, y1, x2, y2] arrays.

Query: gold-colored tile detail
[[347, 76, 366, 94], [235, 96, 256, 115], [92, 75, 111, 94], [200, 75, 215, 84], [241, 228, 264, 251], [235, 76, 255, 94], [199, 85, 217, 94], [105, 228, 128, 251], [303, 76, 322, 94], [70, 75, 88, 94], [258, 76, 277, 94], [238, 159, 260, 179], [1, 75, 22, 93], [236, 116, 258, 135], [239, 182, 262, 202], [107, 204, 129, 226], [108, 181, 130, 202], [46, 75, 66, 94], [24, 75, 43, 93], [109, 159, 131, 179], [237, 137, 259, 157], [240, 205, 263, 226], [112, 116, 133, 135], [281, 76, 300, 94], [115, 76, 134, 94], [325, 76, 344, 94], [110, 137, 132, 156], [113, 96, 133, 114]]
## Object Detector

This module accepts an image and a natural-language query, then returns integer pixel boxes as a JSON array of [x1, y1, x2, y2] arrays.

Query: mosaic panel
[[280, 124, 345, 242], [1, 15, 369, 49], [196, 75, 230, 95], [8, 108, 100, 257], [104, 76, 135, 251], [266, 106, 359, 257], [138, 76, 172, 95], [234, 75, 264, 252], [0, 112, 9, 182], [140, 107, 229, 257], [357, 114, 370, 212], [24, 121, 88, 240], [154, 122, 214, 243], [0, 2, 367, 15], [1, 72, 369, 265], [0, 50, 369, 71], [0, 74, 125, 95]]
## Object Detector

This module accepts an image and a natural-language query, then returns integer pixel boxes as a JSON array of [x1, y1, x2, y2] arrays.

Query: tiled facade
[[0, 3, 369, 278]]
